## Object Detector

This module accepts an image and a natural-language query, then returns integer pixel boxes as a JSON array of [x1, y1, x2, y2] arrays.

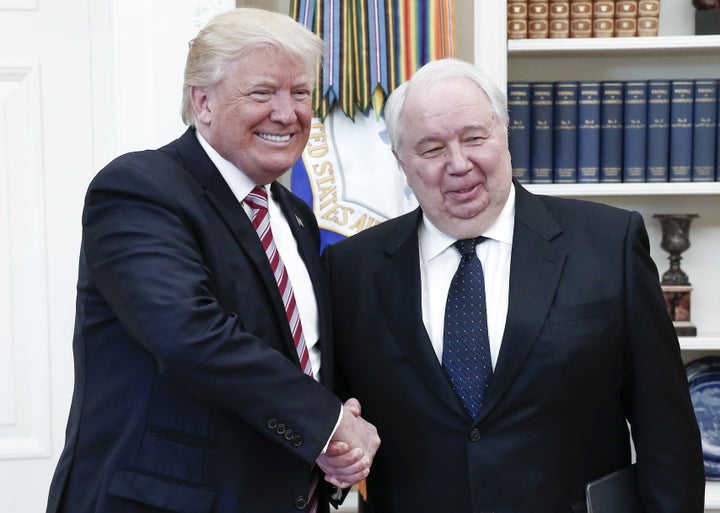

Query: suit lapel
[[174, 129, 297, 358], [478, 183, 566, 420], [375, 210, 467, 417]]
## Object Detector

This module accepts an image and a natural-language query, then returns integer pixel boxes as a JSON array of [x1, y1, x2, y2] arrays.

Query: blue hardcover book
[[646, 80, 671, 182], [530, 82, 554, 183], [577, 81, 601, 183], [600, 81, 624, 183], [508, 82, 532, 183], [553, 81, 579, 183], [622, 81, 648, 182], [669, 80, 694, 182], [691, 79, 718, 182]]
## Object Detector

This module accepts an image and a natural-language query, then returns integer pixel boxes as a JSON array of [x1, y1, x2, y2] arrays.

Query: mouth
[[447, 183, 479, 199], [257, 132, 292, 143]]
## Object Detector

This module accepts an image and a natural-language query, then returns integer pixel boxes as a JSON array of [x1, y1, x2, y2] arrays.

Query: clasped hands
[[315, 398, 380, 488]]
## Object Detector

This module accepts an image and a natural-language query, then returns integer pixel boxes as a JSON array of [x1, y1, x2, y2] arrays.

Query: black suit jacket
[[46, 128, 341, 513], [323, 182, 704, 513]]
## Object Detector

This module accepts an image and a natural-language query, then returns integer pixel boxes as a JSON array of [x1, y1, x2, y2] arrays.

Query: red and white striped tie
[[245, 186, 313, 376], [245, 185, 318, 513]]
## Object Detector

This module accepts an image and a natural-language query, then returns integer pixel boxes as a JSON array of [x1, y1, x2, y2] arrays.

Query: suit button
[[267, 418, 278, 429], [284, 429, 295, 440], [292, 435, 304, 447], [276, 422, 286, 435], [294, 496, 307, 509], [469, 428, 481, 442]]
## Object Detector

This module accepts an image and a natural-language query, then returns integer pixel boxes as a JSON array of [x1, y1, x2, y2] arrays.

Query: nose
[[446, 143, 472, 174], [269, 92, 298, 124]]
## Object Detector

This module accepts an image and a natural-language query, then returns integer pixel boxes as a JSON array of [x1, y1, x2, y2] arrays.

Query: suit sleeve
[[621, 211, 705, 512], [82, 155, 341, 465]]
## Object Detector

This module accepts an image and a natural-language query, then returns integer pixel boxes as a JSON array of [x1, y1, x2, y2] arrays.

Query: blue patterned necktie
[[442, 237, 493, 419]]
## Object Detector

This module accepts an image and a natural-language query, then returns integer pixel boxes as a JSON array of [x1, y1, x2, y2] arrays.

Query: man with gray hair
[[324, 58, 703, 512], [46, 8, 378, 513]]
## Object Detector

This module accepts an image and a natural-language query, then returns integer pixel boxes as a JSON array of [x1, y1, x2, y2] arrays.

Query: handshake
[[315, 398, 381, 489]]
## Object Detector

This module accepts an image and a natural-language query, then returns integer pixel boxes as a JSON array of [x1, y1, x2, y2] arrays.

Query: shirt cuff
[[321, 404, 344, 454]]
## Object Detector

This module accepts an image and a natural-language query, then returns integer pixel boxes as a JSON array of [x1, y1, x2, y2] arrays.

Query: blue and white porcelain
[[687, 356, 720, 479]]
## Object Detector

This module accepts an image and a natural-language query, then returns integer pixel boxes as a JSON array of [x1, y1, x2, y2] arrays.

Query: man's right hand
[[315, 398, 380, 488]]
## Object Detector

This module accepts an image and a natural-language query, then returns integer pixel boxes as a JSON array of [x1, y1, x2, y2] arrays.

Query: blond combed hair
[[181, 7, 324, 126]]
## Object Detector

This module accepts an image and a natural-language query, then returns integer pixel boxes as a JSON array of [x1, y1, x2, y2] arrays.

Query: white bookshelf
[[474, 1, 720, 510]]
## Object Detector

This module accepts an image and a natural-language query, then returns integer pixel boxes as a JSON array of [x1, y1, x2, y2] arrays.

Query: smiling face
[[395, 77, 513, 239], [191, 47, 314, 185]]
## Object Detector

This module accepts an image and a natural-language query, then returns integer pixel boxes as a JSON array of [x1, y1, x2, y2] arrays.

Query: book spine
[[615, 0, 638, 37], [570, 0, 593, 37], [637, 16, 659, 37], [669, 80, 695, 182], [593, 0, 615, 38], [637, 0, 660, 37], [553, 81, 579, 183], [717, 87, 720, 181], [528, 0, 550, 38], [646, 79, 671, 182], [616, 0, 638, 18], [549, 0, 570, 38], [600, 81, 624, 183], [691, 79, 718, 182], [508, 82, 532, 183], [577, 81, 601, 182], [622, 80, 648, 182], [530, 82, 555, 183], [508, 0, 529, 39]]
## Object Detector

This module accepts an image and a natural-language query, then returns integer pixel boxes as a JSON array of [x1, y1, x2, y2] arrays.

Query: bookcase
[[471, 0, 720, 510]]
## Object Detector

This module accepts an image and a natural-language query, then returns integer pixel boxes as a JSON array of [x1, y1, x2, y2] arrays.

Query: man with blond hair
[[46, 8, 378, 513]]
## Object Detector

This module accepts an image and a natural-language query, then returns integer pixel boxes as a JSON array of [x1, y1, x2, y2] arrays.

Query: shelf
[[707, 481, 720, 510], [525, 182, 720, 197], [681, 336, 720, 351], [508, 35, 720, 56]]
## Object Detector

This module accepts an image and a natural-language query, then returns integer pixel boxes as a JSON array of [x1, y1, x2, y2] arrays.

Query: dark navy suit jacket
[[46, 128, 341, 513], [324, 182, 704, 513]]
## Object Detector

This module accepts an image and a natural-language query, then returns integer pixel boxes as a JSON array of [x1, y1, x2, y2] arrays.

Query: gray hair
[[383, 58, 508, 153], [181, 8, 324, 126]]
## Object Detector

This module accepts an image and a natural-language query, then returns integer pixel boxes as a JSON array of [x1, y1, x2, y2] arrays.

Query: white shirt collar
[[195, 130, 258, 201], [419, 183, 516, 262]]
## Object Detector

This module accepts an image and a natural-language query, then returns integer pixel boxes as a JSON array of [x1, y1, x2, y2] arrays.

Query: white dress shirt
[[418, 184, 516, 369], [195, 132, 322, 378]]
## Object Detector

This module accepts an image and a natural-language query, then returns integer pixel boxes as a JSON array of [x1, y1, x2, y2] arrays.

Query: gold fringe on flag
[[357, 479, 368, 501]]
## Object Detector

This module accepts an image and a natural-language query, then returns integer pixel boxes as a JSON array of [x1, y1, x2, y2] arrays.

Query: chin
[[452, 200, 489, 219]]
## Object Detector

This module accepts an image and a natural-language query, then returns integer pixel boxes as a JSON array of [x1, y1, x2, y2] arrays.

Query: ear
[[190, 86, 212, 126], [392, 149, 406, 173]]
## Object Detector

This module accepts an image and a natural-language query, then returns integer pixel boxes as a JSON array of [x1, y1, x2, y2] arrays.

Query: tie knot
[[454, 237, 484, 258], [245, 186, 268, 211]]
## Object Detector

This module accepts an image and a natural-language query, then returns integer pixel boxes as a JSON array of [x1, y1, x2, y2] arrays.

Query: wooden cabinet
[[471, 0, 720, 509]]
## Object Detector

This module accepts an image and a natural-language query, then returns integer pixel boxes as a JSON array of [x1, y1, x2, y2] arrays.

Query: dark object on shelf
[[655, 214, 698, 285], [692, 0, 720, 10], [696, 8, 720, 34], [694, 0, 720, 34], [654, 213, 699, 336]]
